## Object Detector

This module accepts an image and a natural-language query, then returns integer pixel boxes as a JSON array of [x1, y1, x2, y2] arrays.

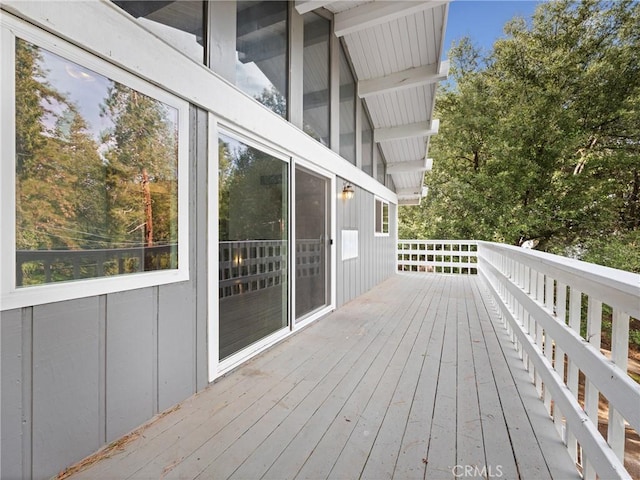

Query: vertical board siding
[[0, 106, 207, 480], [32, 298, 101, 479], [336, 179, 396, 307], [0, 309, 25, 480], [194, 107, 209, 392], [157, 282, 196, 411], [105, 289, 155, 443]]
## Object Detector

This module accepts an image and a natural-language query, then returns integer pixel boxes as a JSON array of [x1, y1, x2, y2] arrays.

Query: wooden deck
[[69, 274, 579, 480]]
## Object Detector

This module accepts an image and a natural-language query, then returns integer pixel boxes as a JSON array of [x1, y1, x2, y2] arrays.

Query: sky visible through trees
[[400, 0, 640, 275]]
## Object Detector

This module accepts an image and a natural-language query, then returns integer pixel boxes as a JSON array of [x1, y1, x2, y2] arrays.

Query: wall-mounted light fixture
[[342, 182, 355, 200]]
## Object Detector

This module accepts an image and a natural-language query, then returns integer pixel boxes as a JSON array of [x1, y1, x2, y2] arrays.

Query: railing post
[[608, 309, 630, 462], [583, 297, 603, 480], [554, 282, 567, 439]]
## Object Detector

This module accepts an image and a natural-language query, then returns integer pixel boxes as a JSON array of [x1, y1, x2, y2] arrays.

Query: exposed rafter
[[334, 1, 448, 37], [386, 157, 433, 175], [358, 60, 449, 98], [294, 0, 335, 15], [374, 119, 439, 143], [397, 186, 428, 205]]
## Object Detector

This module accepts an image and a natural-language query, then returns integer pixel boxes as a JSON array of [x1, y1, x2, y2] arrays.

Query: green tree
[[401, 0, 640, 273], [100, 83, 178, 248], [15, 40, 105, 251]]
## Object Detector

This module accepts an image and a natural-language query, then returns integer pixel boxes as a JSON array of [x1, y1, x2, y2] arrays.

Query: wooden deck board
[[69, 274, 579, 480]]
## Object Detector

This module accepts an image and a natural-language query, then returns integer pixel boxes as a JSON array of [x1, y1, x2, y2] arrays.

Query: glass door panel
[[218, 133, 289, 360], [295, 166, 330, 320]]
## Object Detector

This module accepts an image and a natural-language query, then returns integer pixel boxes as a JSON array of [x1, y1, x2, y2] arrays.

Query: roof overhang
[[300, 0, 450, 206]]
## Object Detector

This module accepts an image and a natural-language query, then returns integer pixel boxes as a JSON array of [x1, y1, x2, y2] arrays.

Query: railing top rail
[[399, 239, 478, 244], [478, 241, 640, 317]]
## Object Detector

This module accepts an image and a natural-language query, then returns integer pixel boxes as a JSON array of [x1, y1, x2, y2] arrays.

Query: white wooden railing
[[397, 239, 478, 274], [477, 241, 640, 480], [219, 239, 324, 299]]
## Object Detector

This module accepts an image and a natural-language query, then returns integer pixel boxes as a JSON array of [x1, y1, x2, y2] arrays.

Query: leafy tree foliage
[[400, 0, 640, 273], [218, 136, 288, 242]]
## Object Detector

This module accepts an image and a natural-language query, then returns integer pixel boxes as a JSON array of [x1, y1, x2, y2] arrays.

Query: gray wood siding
[[0, 106, 208, 480], [336, 179, 397, 307]]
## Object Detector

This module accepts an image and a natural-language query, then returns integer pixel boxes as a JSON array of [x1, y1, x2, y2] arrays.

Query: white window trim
[[374, 197, 390, 237], [210, 123, 293, 381], [0, 17, 190, 311]]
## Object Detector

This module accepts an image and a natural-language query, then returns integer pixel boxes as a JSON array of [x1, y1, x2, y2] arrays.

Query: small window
[[1, 25, 189, 310], [375, 198, 389, 236]]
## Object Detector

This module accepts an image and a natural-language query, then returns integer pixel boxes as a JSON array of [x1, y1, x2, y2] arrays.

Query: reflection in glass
[[377, 147, 386, 185], [218, 134, 289, 360], [236, 1, 288, 118], [15, 39, 179, 287], [295, 167, 329, 319], [112, 0, 205, 63], [303, 12, 330, 146], [339, 46, 356, 164], [362, 109, 373, 176]]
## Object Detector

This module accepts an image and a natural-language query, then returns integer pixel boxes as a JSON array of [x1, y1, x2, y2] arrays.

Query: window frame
[[1, 17, 190, 311], [374, 197, 390, 237]]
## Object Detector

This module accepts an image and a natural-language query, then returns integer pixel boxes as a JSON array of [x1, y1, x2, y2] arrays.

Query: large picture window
[[1, 26, 189, 309]]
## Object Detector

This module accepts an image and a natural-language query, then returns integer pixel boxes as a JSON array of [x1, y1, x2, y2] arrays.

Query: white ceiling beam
[[294, 1, 334, 15], [396, 187, 423, 197], [396, 186, 428, 205], [358, 60, 449, 98], [396, 186, 429, 197], [387, 157, 433, 174], [374, 119, 439, 143], [334, 1, 449, 37]]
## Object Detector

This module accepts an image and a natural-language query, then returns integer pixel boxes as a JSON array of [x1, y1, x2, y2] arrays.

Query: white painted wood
[[334, 1, 448, 37], [478, 242, 640, 480], [295, 0, 335, 15], [358, 61, 448, 97], [374, 119, 439, 142], [398, 240, 478, 274], [608, 309, 630, 462], [480, 264, 632, 480]]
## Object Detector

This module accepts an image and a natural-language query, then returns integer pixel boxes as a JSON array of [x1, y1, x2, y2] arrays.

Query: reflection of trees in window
[[100, 83, 178, 253], [218, 135, 287, 242], [15, 39, 179, 285]]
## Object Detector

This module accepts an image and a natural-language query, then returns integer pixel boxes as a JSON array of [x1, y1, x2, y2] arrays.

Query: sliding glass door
[[295, 166, 331, 321], [218, 133, 289, 360]]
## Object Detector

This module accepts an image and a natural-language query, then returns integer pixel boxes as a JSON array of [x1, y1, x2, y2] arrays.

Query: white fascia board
[[295, 1, 334, 15], [1, 2, 398, 205], [334, 0, 449, 37], [358, 60, 449, 98], [374, 119, 439, 143], [425, 157, 434, 171]]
